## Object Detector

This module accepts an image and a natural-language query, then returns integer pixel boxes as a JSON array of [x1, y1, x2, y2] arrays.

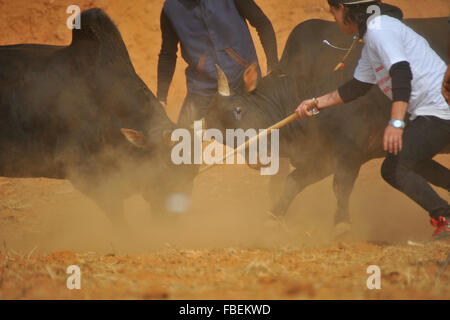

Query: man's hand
[[295, 90, 344, 119], [160, 100, 167, 108], [295, 99, 316, 119], [383, 125, 403, 155]]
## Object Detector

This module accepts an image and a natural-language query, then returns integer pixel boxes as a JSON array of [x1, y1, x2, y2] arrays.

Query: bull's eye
[[234, 106, 242, 121]]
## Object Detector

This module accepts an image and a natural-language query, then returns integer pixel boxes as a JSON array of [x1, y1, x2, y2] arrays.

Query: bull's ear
[[243, 62, 259, 93], [121, 128, 147, 148]]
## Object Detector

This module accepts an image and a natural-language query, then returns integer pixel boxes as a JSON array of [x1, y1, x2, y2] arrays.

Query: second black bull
[[206, 17, 449, 231]]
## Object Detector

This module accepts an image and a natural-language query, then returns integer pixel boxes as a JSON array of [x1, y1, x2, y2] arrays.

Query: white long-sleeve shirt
[[354, 15, 449, 120]]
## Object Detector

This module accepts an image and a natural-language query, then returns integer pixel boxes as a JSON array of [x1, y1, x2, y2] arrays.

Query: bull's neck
[[250, 73, 300, 131]]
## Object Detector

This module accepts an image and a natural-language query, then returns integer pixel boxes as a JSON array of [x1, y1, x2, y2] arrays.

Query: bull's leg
[[141, 190, 165, 218], [92, 193, 127, 230], [270, 159, 332, 218], [332, 155, 363, 235], [268, 157, 292, 204], [69, 175, 129, 232]]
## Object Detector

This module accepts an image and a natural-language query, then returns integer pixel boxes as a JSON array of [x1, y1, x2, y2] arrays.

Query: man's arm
[[295, 78, 373, 118], [296, 61, 412, 155], [382, 61, 412, 154], [234, 0, 278, 73], [157, 9, 179, 104]]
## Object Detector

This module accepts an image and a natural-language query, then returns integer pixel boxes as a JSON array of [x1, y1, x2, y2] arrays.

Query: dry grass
[[0, 241, 448, 299], [0, 199, 31, 211]]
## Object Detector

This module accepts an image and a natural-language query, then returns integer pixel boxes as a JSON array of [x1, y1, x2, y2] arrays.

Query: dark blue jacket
[[163, 0, 260, 96]]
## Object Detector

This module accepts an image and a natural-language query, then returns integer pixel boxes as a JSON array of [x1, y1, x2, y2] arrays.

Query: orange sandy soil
[[0, 0, 449, 299]]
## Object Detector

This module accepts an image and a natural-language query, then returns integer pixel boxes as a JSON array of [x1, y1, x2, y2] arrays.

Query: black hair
[[327, 1, 403, 37]]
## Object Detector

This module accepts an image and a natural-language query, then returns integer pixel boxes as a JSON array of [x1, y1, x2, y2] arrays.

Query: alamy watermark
[[366, 265, 381, 290], [66, 265, 81, 290], [367, 4, 381, 30], [66, 5, 81, 30], [170, 120, 280, 176]]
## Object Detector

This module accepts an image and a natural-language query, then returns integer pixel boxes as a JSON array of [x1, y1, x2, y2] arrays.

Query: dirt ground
[[0, 0, 449, 300]]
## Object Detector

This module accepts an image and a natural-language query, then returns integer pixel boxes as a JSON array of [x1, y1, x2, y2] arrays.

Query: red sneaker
[[430, 216, 450, 240]]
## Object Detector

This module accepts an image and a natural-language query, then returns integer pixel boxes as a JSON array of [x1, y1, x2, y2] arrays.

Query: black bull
[[206, 18, 449, 229], [0, 9, 197, 229]]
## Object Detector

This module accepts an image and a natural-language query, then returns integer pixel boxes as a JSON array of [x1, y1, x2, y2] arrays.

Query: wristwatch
[[389, 119, 406, 129]]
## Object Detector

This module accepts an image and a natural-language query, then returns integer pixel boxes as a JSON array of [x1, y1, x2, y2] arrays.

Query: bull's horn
[[215, 64, 230, 97]]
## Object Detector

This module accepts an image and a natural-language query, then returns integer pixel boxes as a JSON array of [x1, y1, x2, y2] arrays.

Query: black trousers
[[381, 116, 450, 219], [177, 93, 214, 127]]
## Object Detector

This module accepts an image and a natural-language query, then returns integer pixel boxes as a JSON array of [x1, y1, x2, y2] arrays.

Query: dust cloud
[[0, 0, 449, 253], [0, 0, 449, 300]]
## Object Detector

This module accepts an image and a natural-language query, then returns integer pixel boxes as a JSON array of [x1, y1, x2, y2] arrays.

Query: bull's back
[[0, 44, 63, 80], [0, 44, 90, 178], [280, 17, 448, 95]]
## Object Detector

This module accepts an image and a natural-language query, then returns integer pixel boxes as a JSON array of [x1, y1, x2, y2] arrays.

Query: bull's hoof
[[151, 211, 181, 224], [333, 222, 352, 239], [265, 211, 293, 236], [266, 210, 287, 226]]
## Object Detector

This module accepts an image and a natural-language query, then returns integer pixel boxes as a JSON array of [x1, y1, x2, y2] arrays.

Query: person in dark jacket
[[296, 0, 450, 240], [157, 0, 278, 126]]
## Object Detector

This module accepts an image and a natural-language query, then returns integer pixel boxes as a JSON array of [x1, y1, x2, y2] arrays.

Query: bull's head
[[206, 63, 276, 133], [205, 64, 288, 170], [118, 122, 198, 217]]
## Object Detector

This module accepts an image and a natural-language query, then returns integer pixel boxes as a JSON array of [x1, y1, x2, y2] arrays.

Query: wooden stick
[[199, 100, 318, 174]]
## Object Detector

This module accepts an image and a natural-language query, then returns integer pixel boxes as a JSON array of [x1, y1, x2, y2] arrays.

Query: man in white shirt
[[296, 0, 450, 240]]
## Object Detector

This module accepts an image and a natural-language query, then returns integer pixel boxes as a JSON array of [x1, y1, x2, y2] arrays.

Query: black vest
[[164, 0, 260, 96]]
